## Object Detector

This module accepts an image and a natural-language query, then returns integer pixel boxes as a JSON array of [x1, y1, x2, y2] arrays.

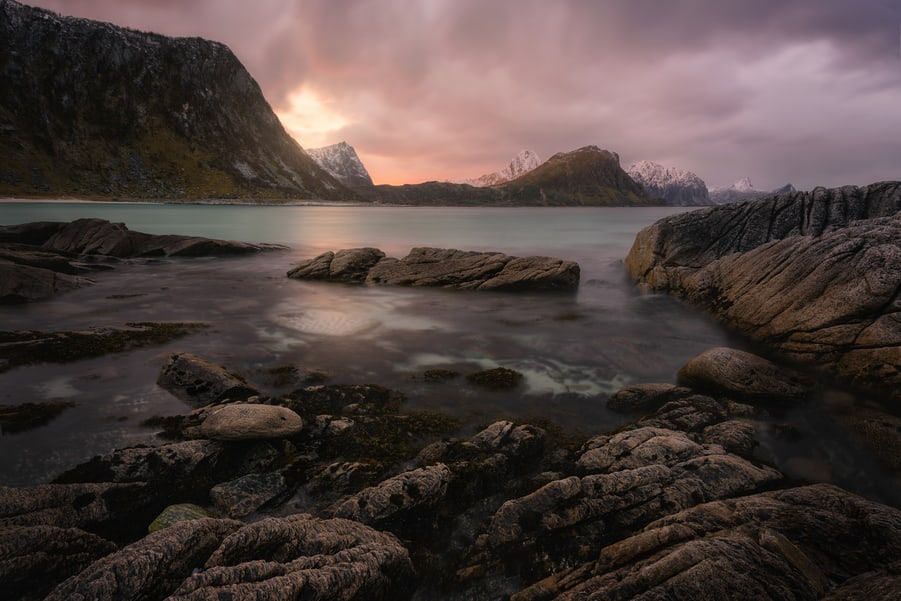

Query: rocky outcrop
[[0, 1, 355, 200], [626, 182, 901, 402], [289, 247, 580, 291], [157, 353, 259, 405], [0, 219, 286, 302]]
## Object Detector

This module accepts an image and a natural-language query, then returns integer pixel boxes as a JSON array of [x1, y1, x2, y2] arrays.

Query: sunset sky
[[27, 0, 901, 189]]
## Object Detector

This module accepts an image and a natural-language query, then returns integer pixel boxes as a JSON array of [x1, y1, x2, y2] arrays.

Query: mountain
[[0, 1, 355, 201], [709, 178, 797, 204], [307, 141, 374, 189], [500, 146, 658, 206], [626, 160, 711, 206], [465, 150, 542, 187], [362, 145, 659, 206]]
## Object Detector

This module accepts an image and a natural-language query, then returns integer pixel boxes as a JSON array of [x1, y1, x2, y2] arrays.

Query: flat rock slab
[[200, 403, 303, 441], [288, 246, 580, 291]]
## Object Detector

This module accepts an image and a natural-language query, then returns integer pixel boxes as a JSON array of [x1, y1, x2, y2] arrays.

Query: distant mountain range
[[0, 0, 354, 201], [626, 161, 712, 206], [708, 178, 796, 204], [463, 150, 542, 187], [361, 146, 660, 206], [307, 141, 374, 189]]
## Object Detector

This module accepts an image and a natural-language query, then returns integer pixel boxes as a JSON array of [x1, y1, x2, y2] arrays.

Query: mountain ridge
[[0, 0, 356, 201], [307, 141, 374, 188], [626, 160, 712, 206], [463, 150, 542, 187]]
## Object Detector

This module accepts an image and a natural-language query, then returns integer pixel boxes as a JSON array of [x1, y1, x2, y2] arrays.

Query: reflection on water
[[0, 203, 898, 507]]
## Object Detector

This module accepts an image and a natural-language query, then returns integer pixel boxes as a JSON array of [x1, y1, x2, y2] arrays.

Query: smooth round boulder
[[199, 404, 303, 441], [677, 347, 815, 404]]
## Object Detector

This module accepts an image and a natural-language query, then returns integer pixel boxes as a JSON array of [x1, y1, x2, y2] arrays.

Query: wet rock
[[466, 367, 524, 390], [329, 464, 452, 526], [0, 257, 92, 303], [149, 503, 217, 533], [626, 184, 901, 403], [471, 421, 546, 462], [606, 383, 693, 413], [0, 323, 207, 373], [525, 484, 901, 600], [287, 247, 386, 283], [210, 472, 287, 518], [44, 517, 242, 601], [157, 352, 258, 405], [0, 525, 117, 601], [678, 347, 815, 405], [289, 246, 580, 291], [199, 403, 303, 441], [0, 401, 75, 433], [0, 482, 145, 533]]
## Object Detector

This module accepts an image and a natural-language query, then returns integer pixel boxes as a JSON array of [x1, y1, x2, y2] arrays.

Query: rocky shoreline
[[2, 346, 900, 600], [2, 185, 901, 600]]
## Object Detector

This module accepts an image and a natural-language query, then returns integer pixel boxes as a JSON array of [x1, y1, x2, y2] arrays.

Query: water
[[0, 201, 898, 506]]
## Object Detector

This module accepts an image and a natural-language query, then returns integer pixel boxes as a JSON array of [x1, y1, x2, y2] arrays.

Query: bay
[[0, 202, 897, 506]]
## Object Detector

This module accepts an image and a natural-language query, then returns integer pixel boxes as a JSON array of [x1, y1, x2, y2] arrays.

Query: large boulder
[[199, 404, 303, 441], [288, 246, 580, 291], [625, 182, 901, 403]]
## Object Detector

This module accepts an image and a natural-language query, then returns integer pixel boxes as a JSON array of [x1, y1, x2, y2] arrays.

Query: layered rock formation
[[0, 218, 284, 302], [287, 247, 581, 291], [4, 347, 901, 600], [0, 1, 354, 200], [626, 181, 901, 402]]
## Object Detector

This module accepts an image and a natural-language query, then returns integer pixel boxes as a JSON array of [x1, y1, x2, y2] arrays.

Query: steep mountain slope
[[627, 160, 711, 206], [465, 150, 542, 187], [307, 141, 374, 189], [501, 146, 659, 206], [0, 1, 355, 201], [709, 178, 796, 204]]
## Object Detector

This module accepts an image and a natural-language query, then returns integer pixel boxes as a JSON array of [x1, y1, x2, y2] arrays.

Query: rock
[[199, 403, 303, 441], [329, 464, 453, 526], [677, 347, 816, 405], [157, 352, 258, 405], [0, 401, 75, 433], [701, 420, 759, 457], [422, 368, 460, 382], [0, 257, 92, 303], [43, 518, 243, 601], [626, 182, 901, 403], [288, 246, 581, 291], [606, 383, 693, 413], [522, 484, 901, 600], [209, 472, 287, 518], [471, 421, 546, 461], [0, 323, 206, 373], [149, 503, 217, 533], [0, 221, 65, 245], [466, 367, 524, 390], [0, 525, 117, 601]]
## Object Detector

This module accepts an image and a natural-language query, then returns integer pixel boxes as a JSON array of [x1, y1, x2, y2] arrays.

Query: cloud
[[25, 0, 901, 187]]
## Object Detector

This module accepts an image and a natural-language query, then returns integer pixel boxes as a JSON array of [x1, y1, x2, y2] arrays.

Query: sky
[[26, 0, 901, 189]]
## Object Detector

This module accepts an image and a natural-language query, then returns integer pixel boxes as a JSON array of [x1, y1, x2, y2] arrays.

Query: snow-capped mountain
[[708, 178, 796, 204], [626, 160, 711, 206], [307, 141, 374, 188], [465, 150, 542, 187]]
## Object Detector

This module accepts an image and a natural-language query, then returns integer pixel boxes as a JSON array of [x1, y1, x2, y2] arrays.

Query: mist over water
[[1, 203, 898, 506]]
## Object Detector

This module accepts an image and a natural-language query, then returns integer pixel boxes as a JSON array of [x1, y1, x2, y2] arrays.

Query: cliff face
[[0, 1, 355, 201], [625, 181, 901, 403], [307, 142, 374, 189]]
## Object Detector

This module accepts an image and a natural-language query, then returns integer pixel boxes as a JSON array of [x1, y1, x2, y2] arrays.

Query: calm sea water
[[0, 201, 897, 506]]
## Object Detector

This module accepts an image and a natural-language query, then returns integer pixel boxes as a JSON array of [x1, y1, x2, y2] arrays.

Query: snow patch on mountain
[[465, 150, 542, 187], [307, 141, 374, 188], [626, 160, 711, 206]]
